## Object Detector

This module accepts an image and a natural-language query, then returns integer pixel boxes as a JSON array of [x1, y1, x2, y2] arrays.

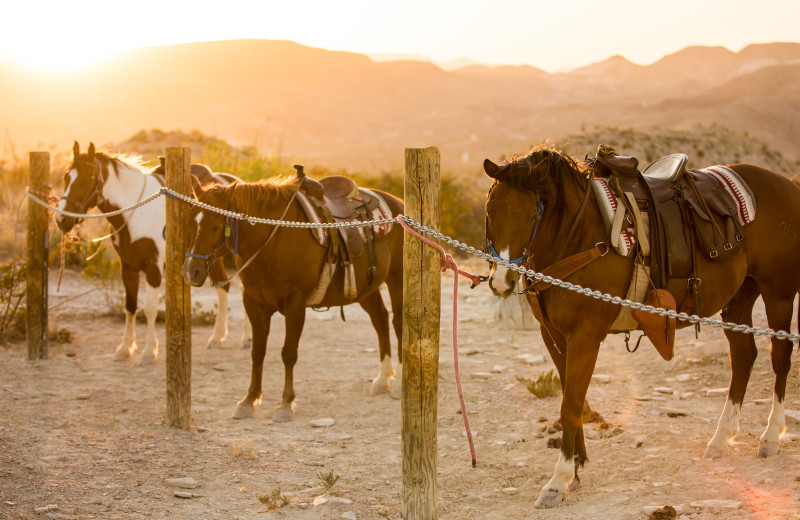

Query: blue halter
[[485, 191, 544, 266], [185, 214, 239, 269]]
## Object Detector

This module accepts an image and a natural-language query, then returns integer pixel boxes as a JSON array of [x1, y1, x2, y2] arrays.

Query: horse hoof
[[567, 479, 579, 492], [112, 349, 132, 362], [205, 339, 222, 350], [232, 403, 254, 419], [273, 408, 294, 423], [369, 380, 390, 396], [136, 354, 156, 366], [241, 339, 252, 350], [758, 441, 779, 458], [389, 382, 402, 400], [534, 489, 564, 509], [703, 445, 727, 459]]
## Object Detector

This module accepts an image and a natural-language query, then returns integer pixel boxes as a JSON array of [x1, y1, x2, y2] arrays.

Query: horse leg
[[535, 329, 601, 509], [705, 277, 759, 459], [273, 293, 306, 422], [540, 326, 583, 491], [757, 290, 795, 458], [113, 266, 140, 362], [358, 289, 394, 396], [386, 268, 404, 400], [136, 282, 160, 365], [240, 283, 253, 350], [233, 296, 273, 419], [205, 287, 229, 349]]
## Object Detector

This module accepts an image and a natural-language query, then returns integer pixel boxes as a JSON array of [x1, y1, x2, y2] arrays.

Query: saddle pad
[[295, 188, 394, 246], [591, 178, 636, 257], [695, 166, 756, 226]]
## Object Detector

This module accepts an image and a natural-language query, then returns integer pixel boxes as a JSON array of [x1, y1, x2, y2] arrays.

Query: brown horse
[[182, 177, 405, 421], [55, 142, 251, 365], [483, 144, 800, 508]]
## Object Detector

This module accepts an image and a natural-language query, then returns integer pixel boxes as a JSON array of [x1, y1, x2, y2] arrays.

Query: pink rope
[[396, 214, 479, 467]]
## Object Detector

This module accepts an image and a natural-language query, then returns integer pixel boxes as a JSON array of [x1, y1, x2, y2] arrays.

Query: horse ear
[[73, 141, 80, 159], [87, 142, 96, 159], [484, 159, 501, 179], [190, 174, 203, 199]]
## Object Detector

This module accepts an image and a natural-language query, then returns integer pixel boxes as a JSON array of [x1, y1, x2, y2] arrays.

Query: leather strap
[[525, 242, 609, 292]]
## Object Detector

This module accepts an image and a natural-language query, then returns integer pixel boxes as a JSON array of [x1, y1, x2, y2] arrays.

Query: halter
[[485, 187, 544, 266], [61, 159, 105, 217], [185, 213, 239, 270]]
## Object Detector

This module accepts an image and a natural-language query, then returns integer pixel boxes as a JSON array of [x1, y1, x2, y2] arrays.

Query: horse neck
[[531, 171, 598, 269], [98, 157, 152, 211], [228, 185, 306, 255]]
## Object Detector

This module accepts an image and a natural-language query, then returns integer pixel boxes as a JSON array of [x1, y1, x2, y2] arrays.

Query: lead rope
[[396, 214, 481, 468]]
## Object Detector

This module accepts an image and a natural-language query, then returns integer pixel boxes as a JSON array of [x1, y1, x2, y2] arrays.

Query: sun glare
[[1, 44, 119, 73]]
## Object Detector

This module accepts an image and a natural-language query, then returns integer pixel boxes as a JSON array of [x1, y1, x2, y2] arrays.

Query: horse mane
[[500, 143, 589, 233], [227, 176, 298, 214], [71, 149, 156, 176]]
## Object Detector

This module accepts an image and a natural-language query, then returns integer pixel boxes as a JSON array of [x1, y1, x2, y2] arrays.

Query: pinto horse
[[182, 177, 405, 421], [483, 144, 800, 508], [56, 142, 251, 365]]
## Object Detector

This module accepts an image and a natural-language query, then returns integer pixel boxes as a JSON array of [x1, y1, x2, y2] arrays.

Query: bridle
[[484, 181, 544, 267], [185, 212, 240, 271], [62, 158, 105, 218]]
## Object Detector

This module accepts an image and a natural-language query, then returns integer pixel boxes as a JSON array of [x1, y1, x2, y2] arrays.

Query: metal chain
[[160, 187, 396, 228], [26, 189, 164, 219], [398, 216, 800, 343], [25, 186, 799, 342]]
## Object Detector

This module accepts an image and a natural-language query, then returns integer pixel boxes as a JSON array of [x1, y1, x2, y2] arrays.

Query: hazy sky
[[3, 0, 799, 73]]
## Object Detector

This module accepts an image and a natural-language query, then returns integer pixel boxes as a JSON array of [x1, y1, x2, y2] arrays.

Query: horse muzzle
[[182, 258, 209, 287], [56, 215, 76, 233], [488, 268, 519, 298]]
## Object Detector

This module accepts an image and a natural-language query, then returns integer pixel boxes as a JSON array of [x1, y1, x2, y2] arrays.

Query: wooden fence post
[[26, 152, 50, 360], [402, 147, 441, 519], [164, 147, 192, 429]]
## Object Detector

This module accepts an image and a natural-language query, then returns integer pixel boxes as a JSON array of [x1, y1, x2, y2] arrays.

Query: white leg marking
[[705, 398, 740, 458], [113, 310, 137, 361], [206, 288, 229, 349], [390, 362, 403, 400], [535, 451, 573, 508], [759, 391, 785, 458], [137, 284, 159, 365], [240, 286, 253, 349], [370, 356, 395, 396]]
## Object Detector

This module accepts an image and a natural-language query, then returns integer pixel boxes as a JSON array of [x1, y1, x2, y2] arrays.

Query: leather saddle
[[294, 166, 382, 303], [153, 158, 235, 187], [592, 145, 746, 359]]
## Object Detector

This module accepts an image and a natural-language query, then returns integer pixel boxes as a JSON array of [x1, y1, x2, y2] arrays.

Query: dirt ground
[[2, 264, 800, 520]]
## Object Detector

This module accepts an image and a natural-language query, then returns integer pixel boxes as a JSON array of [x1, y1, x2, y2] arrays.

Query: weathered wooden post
[[26, 152, 50, 360], [402, 147, 441, 519], [164, 147, 192, 429]]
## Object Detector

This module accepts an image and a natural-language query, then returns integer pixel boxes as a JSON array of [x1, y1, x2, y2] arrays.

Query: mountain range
[[1, 39, 799, 173]]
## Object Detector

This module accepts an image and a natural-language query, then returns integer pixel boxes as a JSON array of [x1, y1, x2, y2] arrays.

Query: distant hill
[[1, 39, 799, 173]]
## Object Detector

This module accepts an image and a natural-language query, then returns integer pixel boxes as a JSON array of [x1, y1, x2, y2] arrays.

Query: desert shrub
[[317, 469, 341, 492], [517, 369, 561, 398], [258, 487, 289, 509], [0, 260, 27, 344]]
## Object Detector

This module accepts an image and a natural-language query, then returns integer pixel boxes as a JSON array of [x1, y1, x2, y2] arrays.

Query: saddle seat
[[294, 166, 385, 304], [590, 145, 749, 361]]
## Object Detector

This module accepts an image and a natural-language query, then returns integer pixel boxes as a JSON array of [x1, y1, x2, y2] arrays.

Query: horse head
[[56, 141, 103, 233], [182, 181, 235, 287], [483, 147, 576, 297]]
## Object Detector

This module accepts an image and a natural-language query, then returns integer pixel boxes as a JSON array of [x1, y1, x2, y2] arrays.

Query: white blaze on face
[[491, 247, 514, 293], [56, 168, 78, 222]]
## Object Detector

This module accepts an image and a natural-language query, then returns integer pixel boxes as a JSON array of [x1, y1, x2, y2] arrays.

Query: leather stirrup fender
[[632, 289, 676, 361]]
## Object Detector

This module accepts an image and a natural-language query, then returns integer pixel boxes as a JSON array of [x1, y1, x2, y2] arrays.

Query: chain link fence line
[[25, 187, 800, 343]]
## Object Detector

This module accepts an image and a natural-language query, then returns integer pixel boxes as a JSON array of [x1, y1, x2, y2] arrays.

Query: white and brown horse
[[56, 142, 251, 364]]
